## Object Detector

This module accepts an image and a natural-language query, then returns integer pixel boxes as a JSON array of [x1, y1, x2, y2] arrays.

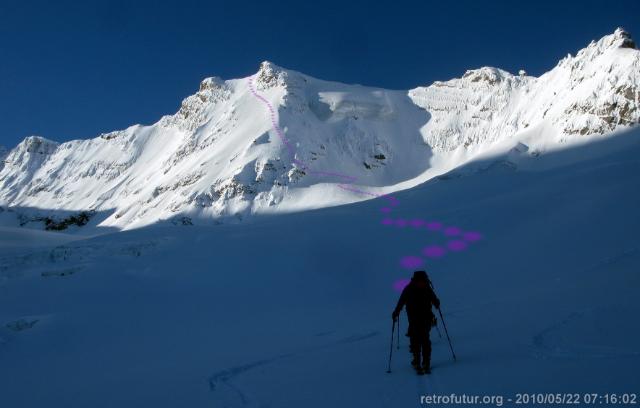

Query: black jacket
[[393, 281, 440, 325]]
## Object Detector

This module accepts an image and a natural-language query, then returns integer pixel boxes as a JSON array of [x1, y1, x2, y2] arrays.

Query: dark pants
[[408, 323, 432, 367]]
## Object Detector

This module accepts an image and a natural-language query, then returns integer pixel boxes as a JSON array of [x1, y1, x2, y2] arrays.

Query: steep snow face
[[409, 28, 640, 153], [0, 30, 638, 230], [254, 62, 433, 187]]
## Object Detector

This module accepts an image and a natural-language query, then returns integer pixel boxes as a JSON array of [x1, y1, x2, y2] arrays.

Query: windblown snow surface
[[0, 30, 639, 407]]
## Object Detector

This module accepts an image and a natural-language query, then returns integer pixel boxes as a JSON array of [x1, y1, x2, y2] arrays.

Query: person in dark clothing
[[392, 270, 440, 374]]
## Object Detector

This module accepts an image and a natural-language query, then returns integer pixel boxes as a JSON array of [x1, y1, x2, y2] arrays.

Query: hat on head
[[412, 270, 428, 281]]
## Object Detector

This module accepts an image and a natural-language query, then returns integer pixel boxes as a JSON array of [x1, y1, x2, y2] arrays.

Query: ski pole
[[437, 307, 457, 361], [428, 277, 456, 361], [396, 314, 400, 350], [386, 319, 396, 373], [431, 315, 442, 338]]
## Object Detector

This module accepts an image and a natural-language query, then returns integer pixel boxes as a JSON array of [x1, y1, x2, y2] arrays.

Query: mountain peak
[[258, 60, 284, 72], [611, 27, 636, 49], [578, 28, 637, 58], [554, 28, 638, 75], [16, 136, 59, 154], [255, 60, 295, 89], [586, 28, 636, 51], [198, 76, 225, 92], [461, 67, 514, 85]]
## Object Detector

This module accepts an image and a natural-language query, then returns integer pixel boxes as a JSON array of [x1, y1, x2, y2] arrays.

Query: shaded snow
[[0, 128, 638, 407]]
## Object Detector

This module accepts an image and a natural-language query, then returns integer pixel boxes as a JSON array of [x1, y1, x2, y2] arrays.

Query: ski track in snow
[[208, 330, 379, 406], [531, 310, 640, 360], [247, 76, 484, 286]]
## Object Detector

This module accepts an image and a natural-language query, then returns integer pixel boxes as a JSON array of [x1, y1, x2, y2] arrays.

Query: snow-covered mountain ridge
[[1, 29, 638, 230], [410, 28, 639, 152]]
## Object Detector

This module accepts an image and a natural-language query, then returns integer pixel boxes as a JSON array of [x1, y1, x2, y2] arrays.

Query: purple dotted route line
[[247, 76, 483, 292]]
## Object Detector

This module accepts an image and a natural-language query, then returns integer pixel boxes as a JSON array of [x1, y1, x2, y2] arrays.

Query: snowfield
[[0, 29, 639, 408], [0, 128, 639, 407]]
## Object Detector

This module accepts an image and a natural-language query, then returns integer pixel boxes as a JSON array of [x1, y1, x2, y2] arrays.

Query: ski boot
[[422, 359, 431, 374], [411, 350, 422, 367]]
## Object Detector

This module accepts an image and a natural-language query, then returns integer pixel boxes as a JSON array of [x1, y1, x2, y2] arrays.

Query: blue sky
[[1, 0, 638, 148]]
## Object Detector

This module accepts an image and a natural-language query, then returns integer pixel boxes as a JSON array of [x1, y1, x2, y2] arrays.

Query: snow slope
[[0, 29, 638, 230], [0, 128, 638, 407]]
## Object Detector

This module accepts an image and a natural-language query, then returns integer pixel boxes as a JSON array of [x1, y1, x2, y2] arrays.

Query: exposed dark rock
[[44, 211, 93, 231], [17, 211, 95, 230], [171, 216, 193, 226]]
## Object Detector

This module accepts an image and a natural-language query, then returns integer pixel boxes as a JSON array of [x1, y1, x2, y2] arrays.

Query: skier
[[391, 270, 440, 374]]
